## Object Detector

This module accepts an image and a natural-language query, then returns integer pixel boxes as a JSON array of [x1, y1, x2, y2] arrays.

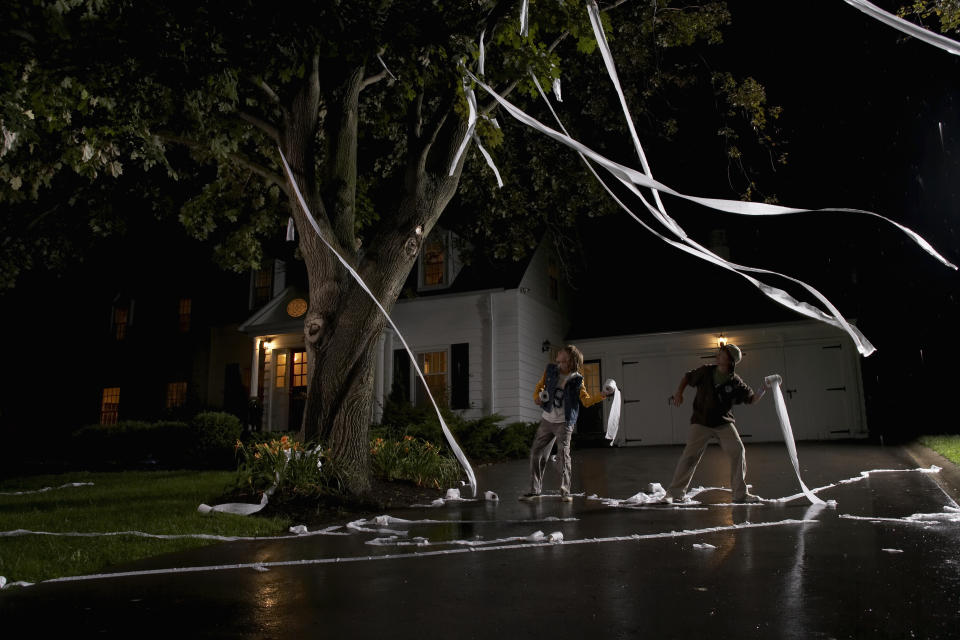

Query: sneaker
[[519, 492, 541, 502], [659, 496, 674, 504], [560, 494, 573, 503]]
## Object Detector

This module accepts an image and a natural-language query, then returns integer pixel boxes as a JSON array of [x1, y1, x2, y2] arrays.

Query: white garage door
[[621, 357, 683, 445]]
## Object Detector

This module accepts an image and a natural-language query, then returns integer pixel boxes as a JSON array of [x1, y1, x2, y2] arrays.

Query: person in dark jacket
[[664, 343, 766, 503], [521, 345, 608, 502]]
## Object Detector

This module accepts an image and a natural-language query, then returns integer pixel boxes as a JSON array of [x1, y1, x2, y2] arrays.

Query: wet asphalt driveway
[[2, 442, 958, 639]]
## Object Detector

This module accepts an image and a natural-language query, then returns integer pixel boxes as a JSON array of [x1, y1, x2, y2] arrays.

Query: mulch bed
[[237, 479, 448, 529]]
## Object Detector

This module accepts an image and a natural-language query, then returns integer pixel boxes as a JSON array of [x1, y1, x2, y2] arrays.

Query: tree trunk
[[284, 62, 471, 496]]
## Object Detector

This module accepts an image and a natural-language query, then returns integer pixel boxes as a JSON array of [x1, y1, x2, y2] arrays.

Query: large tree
[[1, 0, 782, 493]]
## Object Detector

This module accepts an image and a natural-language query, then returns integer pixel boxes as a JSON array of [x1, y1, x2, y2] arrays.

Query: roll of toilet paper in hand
[[603, 379, 622, 445], [539, 389, 550, 404], [763, 373, 824, 506]]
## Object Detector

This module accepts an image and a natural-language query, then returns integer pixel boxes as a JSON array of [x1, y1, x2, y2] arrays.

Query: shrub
[[375, 398, 539, 464], [370, 435, 461, 489], [234, 435, 333, 497], [189, 411, 242, 468], [71, 420, 191, 468], [496, 421, 539, 459]]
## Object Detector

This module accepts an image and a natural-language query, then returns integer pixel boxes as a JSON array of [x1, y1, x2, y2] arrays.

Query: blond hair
[[563, 345, 583, 373]]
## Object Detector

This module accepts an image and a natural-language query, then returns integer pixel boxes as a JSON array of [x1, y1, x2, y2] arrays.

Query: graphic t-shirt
[[542, 372, 573, 423]]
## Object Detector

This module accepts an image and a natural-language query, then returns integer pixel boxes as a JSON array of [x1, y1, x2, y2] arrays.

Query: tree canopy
[[1, 0, 788, 492]]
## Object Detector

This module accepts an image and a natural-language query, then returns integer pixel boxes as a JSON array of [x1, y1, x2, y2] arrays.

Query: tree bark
[[284, 61, 471, 496]]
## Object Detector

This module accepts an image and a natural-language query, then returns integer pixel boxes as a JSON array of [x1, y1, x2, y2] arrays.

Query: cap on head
[[722, 343, 742, 365]]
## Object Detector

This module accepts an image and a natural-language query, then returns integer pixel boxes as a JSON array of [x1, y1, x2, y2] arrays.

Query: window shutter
[[451, 343, 469, 409]]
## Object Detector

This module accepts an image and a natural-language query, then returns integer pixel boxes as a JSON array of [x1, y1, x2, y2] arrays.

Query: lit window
[[100, 387, 120, 424], [582, 361, 602, 398], [417, 351, 447, 407], [275, 352, 287, 388], [292, 350, 308, 387], [178, 298, 192, 332], [422, 235, 446, 287], [166, 382, 187, 409], [113, 307, 128, 341]]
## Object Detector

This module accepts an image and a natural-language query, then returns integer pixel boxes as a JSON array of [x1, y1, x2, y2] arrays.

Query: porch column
[[250, 338, 260, 398]]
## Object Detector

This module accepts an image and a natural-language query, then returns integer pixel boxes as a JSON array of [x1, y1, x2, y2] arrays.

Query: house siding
[[391, 291, 489, 419]]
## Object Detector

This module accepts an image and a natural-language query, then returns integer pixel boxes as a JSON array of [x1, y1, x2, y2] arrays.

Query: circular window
[[286, 297, 308, 318]]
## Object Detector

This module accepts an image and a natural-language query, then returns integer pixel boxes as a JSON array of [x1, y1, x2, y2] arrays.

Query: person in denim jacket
[[521, 345, 609, 502]]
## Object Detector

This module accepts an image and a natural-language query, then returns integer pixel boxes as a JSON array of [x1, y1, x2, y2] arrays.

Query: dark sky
[[573, 2, 960, 334], [567, 2, 960, 436]]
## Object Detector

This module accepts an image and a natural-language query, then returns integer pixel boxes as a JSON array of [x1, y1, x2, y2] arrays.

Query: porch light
[[717, 333, 727, 349]]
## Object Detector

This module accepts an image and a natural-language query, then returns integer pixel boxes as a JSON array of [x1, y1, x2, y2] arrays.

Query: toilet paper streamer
[[603, 379, 622, 444], [278, 148, 477, 496], [764, 374, 825, 506]]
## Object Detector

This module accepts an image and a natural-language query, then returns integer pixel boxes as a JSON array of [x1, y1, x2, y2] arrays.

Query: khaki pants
[[666, 423, 749, 501], [529, 418, 573, 495]]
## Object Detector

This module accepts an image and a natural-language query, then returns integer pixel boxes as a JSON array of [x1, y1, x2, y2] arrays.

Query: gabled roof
[[238, 286, 307, 336]]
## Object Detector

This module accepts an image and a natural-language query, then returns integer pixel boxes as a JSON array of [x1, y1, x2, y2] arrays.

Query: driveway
[[2, 442, 958, 639]]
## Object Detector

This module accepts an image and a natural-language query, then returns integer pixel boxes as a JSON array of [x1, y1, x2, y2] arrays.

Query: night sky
[[570, 3, 960, 438]]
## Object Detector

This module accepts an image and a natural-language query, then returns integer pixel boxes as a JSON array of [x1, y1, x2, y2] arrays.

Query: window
[[252, 267, 273, 307], [166, 382, 187, 409], [113, 307, 128, 341], [275, 352, 288, 388], [421, 235, 446, 287], [582, 360, 602, 398], [580, 360, 604, 435], [417, 350, 447, 407], [100, 387, 120, 424], [548, 258, 559, 301], [178, 298, 192, 332], [292, 350, 308, 388]]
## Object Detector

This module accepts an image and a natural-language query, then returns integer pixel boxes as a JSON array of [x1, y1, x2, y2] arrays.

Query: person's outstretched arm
[[672, 376, 688, 406]]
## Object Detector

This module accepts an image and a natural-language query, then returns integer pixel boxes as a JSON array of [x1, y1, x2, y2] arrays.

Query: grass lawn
[[919, 435, 960, 466], [0, 470, 290, 585]]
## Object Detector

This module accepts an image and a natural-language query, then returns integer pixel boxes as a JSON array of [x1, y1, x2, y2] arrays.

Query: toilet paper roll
[[603, 379, 622, 445]]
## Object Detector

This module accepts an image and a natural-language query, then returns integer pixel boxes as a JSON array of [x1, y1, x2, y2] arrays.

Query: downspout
[[488, 292, 495, 415]]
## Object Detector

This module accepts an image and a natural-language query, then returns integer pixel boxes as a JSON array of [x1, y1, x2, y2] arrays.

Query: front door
[[289, 349, 308, 431]]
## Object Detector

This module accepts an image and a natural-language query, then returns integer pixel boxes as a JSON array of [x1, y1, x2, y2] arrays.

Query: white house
[[238, 232, 868, 443]]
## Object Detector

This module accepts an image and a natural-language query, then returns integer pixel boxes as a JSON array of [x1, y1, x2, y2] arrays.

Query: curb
[[901, 441, 960, 505]]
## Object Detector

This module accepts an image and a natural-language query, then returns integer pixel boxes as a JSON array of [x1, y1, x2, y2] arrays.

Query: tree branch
[[249, 75, 281, 104], [237, 110, 280, 143], [156, 131, 288, 194], [361, 68, 390, 90]]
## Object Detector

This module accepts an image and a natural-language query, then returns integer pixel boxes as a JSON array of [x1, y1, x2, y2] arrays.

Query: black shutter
[[451, 343, 469, 409], [391, 349, 411, 403]]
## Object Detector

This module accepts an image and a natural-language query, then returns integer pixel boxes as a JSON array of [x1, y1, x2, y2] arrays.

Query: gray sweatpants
[[529, 418, 574, 495], [666, 423, 749, 501]]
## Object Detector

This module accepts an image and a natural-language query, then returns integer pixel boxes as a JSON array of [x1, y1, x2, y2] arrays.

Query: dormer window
[[419, 233, 448, 289], [178, 298, 192, 332], [112, 306, 129, 340], [251, 266, 274, 308]]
